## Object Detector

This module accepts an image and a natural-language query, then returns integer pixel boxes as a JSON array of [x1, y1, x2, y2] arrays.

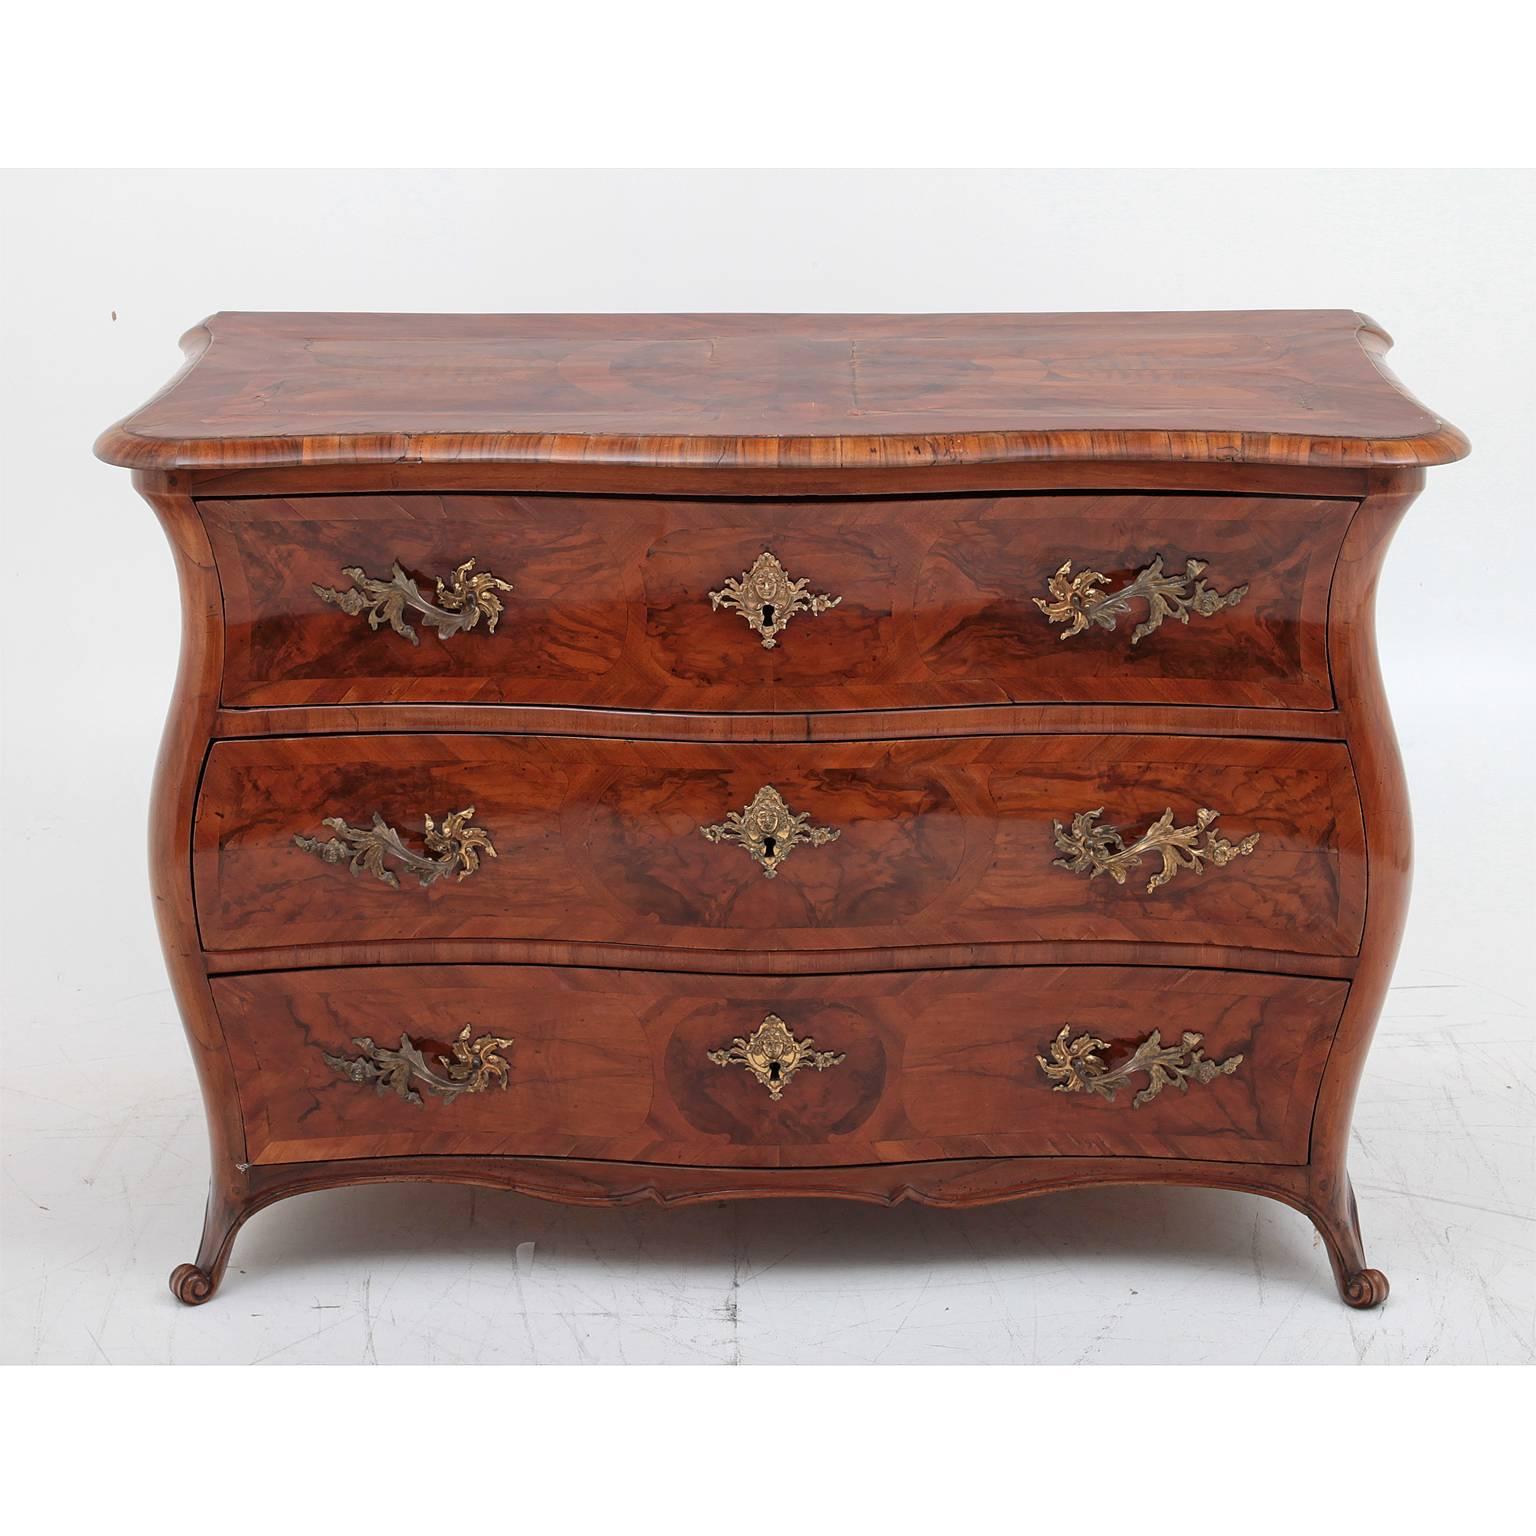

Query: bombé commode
[[95, 310, 1467, 1307]]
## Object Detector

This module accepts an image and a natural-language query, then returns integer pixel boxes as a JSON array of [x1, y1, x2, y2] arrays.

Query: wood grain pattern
[[95, 311, 1467, 472], [193, 732, 1366, 958], [211, 700, 1350, 746], [211, 964, 1345, 1168], [172, 457, 1373, 501], [199, 938, 1357, 982], [205, 489, 1348, 711]]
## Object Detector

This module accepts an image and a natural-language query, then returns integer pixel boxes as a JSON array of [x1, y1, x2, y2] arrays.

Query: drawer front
[[194, 733, 1365, 957], [213, 964, 1345, 1167], [204, 491, 1349, 711]]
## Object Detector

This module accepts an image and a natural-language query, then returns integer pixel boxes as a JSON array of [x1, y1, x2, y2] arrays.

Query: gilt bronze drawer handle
[[313, 556, 511, 644], [324, 1023, 515, 1106], [1035, 554, 1247, 644], [709, 549, 841, 649], [700, 784, 840, 878], [1038, 1025, 1243, 1108], [294, 806, 496, 889], [708, 1013, 845, 1101], [1052, 805, 1258, 895]]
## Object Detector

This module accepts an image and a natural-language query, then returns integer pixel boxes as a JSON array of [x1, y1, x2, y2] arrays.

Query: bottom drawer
[[214, 965, 1345, 1168]]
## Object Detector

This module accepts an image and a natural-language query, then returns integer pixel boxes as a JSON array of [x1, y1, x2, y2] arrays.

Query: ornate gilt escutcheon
[[1051, 805, 1258, 894], [1038, 1025, 1243, 1108], [699, 784, 840, 878], [323, 1023, 515, 1106], [709, 549, 841, 649], [294, 806, 496, 889], [313, 556, 512, 644], [707, 1013, 845, 1101], [1035, 554, 1247, 644]]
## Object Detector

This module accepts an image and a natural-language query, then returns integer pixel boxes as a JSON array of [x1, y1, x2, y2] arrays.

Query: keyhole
[[762, 835, 776, 860], [760, 603, 775, 628], [769, 1061, 781, 1084]]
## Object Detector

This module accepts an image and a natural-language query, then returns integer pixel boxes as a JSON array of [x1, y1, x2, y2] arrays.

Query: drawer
[[213, 964, 1346, 1167], [203, 491, 1350, 711], [194, 733, 1365, 957]]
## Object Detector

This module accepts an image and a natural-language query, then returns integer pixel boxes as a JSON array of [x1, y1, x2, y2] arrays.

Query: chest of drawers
[[97, 310, 1466, 1307]]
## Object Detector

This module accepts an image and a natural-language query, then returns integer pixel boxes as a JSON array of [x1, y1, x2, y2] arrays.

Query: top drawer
[[204, 491, 1351, 712]]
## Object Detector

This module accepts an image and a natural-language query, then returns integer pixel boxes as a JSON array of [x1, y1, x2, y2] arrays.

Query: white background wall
[[2, 169, 1531, 1364]]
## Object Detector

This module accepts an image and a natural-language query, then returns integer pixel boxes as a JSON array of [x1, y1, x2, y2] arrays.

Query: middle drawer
[[194, 733, 1365, 958]]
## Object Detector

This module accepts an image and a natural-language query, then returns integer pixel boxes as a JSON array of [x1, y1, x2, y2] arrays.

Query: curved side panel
[[136, 473, 252, 1265], [1307, 468, 1423, 1228]]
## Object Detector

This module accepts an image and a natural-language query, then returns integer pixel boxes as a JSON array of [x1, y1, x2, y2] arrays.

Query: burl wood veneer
[[204, 491, 1346, 711], [96, 310, 1466, 1309], [195, 733, 1365, 959]]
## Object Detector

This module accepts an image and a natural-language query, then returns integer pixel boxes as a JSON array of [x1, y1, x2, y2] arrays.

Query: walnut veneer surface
[[96, 310, 1466, 1309]]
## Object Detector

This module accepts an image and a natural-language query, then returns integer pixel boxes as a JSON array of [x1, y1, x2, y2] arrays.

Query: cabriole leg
[[1303, 1173, 1389, 1309], [169, 1179, 251, 1305]]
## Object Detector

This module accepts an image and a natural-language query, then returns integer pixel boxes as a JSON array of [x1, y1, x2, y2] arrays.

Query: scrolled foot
[[1341, 1267, 1390, 1309], [169, 1262, 217, 1306]]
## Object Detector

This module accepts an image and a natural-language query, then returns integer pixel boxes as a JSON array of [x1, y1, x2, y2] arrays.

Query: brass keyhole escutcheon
[[699, 785, 839, 879], [708, 550, 840, 649], [707, 1014, 845, 1101]]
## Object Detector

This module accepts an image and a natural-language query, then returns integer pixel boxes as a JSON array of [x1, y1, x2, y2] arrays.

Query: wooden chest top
[[95, 309, 1466, 472]]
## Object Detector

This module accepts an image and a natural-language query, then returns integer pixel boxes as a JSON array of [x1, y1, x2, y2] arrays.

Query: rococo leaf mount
[[294, 806, 497, 889], [1038, 1025, 1243, 1108], [1052, 805, 1259, 895], [323, 1024, 515, 1106], [313, 556, 512, 645], [1035, 553, 1247, 645]]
